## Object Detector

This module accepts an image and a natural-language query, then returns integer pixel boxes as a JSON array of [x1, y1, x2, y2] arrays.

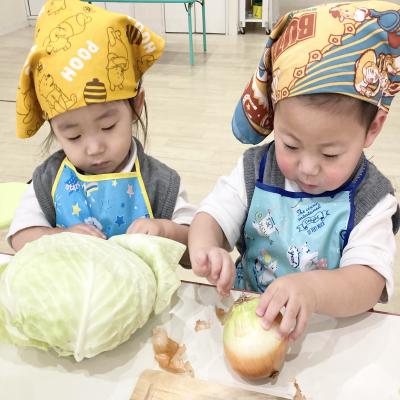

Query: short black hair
[[295, 93, 378, 130]]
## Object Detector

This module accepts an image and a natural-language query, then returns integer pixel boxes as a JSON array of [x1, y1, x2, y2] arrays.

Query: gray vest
[[237, 141, 399, 254], [32, 138, 181, 227]]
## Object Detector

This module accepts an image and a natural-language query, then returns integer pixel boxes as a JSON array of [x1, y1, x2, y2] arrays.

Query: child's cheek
[[276, 151, 294, 180]]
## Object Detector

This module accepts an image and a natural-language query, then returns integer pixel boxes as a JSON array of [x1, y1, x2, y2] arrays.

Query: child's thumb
[[192, 251, 210, 277]]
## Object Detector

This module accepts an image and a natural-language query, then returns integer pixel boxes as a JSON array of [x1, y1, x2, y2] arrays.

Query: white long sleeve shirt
[[8, 141, 196, 241], [197, 155, 398, 301]]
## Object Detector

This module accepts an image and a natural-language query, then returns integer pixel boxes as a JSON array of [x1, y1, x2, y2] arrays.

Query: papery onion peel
[[195, 319, 211, 332], [223, 296, 288, 380], [152, 327, 194, 377]]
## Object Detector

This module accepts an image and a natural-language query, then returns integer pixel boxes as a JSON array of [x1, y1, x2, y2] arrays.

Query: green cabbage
[[0, 232, 185, 361]]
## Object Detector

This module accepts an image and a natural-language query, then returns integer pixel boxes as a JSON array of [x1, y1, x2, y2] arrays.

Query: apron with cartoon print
[[52, 157, 153, 239], [235, 149, 367, 292]]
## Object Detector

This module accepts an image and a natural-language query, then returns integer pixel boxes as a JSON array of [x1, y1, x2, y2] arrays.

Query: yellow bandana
[[16, 0, 164, 138], [232, 1, 400, 144]]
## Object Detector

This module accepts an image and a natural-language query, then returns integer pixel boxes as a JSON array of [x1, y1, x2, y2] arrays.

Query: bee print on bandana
[[126, 24, 143, 45], [83, 78, 107, 104]]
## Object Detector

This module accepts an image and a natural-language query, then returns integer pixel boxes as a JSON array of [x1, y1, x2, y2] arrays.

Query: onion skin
[[223, 296, 288, 380]]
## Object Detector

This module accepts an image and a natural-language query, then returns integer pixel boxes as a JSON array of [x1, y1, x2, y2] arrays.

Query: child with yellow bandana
[[8, 0, 195, 262], [189, 1, 400, 340]]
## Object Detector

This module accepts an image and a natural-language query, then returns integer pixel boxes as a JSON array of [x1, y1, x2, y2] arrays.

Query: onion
[[223, 296, 288, 380]]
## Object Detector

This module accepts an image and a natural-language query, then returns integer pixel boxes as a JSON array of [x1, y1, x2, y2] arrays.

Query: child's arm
[[257, 193, 397, 341], [187, 155, 248, 295], [126, 181, 196, 266], [188, 212, 236, 296], [8, 184, 106, 252], [10, 223, 106, 252], [256, 265, 385, 341], [127, 218, 191, 266]]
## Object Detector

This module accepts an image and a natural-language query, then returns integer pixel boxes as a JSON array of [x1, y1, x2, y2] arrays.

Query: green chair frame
[[85, 0, 206, 65]]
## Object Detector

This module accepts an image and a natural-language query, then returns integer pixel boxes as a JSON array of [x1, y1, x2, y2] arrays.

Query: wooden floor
[[0, 26, 399, 313]]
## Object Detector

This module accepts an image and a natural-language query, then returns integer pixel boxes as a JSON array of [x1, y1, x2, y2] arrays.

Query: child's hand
[[127, 218, 166, 237], [190, 247, 235, 297], [255, 273, 317, 341], [63, 223, 106, 239]]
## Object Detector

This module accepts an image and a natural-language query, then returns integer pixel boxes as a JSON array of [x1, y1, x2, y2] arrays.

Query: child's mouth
[[299, 182, 318, 191], [92, 161, 110, 171]]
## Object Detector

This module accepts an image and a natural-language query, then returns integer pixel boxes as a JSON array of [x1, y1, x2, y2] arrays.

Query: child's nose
[[86, 138, 105, 156], [299, 157, 320, 176]]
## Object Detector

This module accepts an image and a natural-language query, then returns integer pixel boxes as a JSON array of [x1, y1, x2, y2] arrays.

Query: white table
[[0, 252, 399, 399]]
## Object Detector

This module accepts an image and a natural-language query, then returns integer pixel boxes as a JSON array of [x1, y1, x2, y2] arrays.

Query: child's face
[[51, 100, 134, 174], [273, 97, 377, 194]]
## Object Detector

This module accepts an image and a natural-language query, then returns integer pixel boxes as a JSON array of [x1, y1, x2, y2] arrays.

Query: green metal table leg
[[201, 0, 207, 52], [187, 3, 194, 65]]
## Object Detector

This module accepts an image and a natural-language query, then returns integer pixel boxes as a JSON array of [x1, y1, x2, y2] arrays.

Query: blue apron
[[52, 157, 153, 238], [235, 148, 367, 292]]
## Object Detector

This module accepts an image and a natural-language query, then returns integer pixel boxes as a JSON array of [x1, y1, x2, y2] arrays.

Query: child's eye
[[69, 135, 81, 141], [284, 143, 298, 151], [103, 124, 116, 131], [323, 153, 338, 158]]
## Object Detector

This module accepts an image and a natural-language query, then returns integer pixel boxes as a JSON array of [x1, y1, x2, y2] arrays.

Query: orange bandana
[[16, 0, 164, 138], [232, 1, 400, 144]]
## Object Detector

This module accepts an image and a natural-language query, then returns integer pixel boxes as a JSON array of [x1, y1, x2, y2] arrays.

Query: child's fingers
[[126, 220, 143, 234], [192, 251, 211, 278], [288, 306, 308, 341], [216, 256, 234, 296], [208, 249, 223, 283], [127, 219, 163, 236], [85, 225, 106, 238], [256, 286, 276, 317], [69, 224, 106, 239], [126, 224, 135, 234], [279, 299, 300, 338], [259, 289, 288, 331], [88, 230, 105, 239]]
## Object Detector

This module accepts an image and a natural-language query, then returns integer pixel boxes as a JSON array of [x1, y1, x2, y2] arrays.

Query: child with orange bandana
[[189, 1, 400, 340], [8, 0, 195, 262]]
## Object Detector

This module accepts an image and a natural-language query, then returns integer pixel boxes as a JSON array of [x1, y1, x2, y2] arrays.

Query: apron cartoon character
[[52, 157, 153, 238], [235, 146, 367, 291]]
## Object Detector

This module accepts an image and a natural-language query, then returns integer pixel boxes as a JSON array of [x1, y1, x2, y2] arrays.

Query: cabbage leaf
[[0, 232, 185, 361]]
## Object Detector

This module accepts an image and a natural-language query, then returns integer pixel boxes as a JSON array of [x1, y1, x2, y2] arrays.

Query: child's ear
[[364, 109, 387, 148], [133, 88, 145, 118]]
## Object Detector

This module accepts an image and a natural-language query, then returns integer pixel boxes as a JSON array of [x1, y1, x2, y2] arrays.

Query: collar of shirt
[[285, 179, 300, 192], [120, 139, 136, 173]]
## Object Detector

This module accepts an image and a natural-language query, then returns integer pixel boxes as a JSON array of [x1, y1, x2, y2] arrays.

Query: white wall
[[279, 0, 400, 15], [228, 0, 238, 35], [0, 0, 28, 35]]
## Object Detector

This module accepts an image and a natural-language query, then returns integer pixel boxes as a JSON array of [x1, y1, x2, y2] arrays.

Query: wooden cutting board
[[131, 369, 291, 400]]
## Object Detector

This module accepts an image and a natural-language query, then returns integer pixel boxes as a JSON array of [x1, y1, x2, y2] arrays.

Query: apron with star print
[[235, 148, 367, 292], [52, 157, 153, 238]]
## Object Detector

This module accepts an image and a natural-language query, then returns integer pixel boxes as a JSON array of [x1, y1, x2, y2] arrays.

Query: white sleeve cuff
[[196, 156, 248, 250], [6, 183, 51, 244], [171, 183, 197, 226]]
